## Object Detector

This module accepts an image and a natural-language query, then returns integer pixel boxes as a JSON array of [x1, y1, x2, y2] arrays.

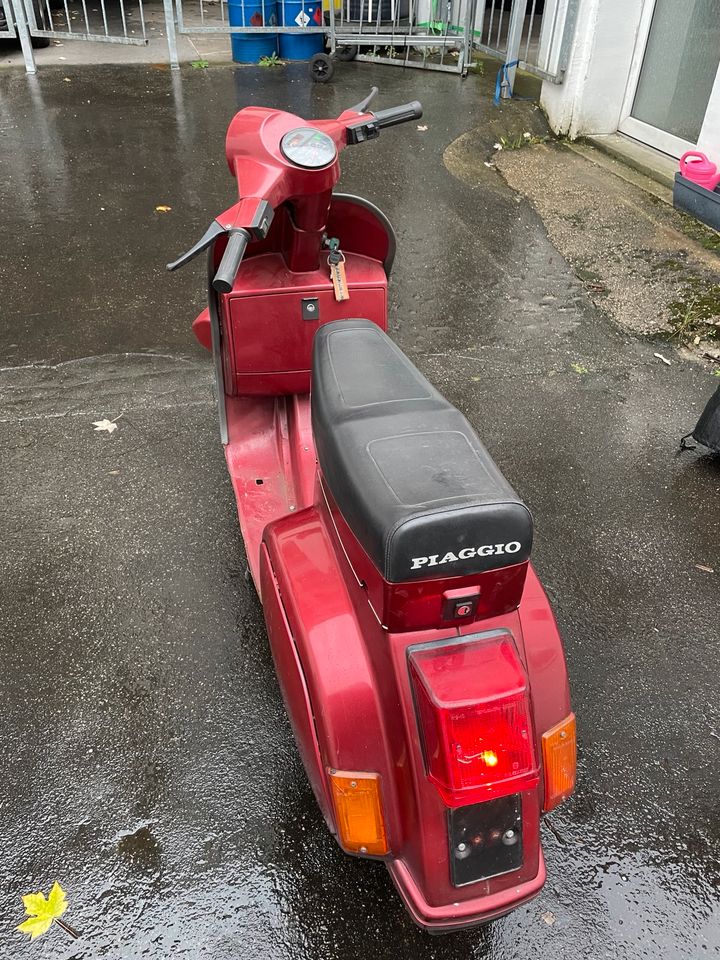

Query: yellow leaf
[[46, 882, 68, 917], [16, 882, 68, 941], [155, 205, 172, 213], [17, 915, 54, 940], [22, 892, 48, 915]]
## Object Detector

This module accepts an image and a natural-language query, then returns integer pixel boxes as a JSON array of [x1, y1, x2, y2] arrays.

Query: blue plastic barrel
[[228, 0, 278, 63], [278, 0, 324, 59]]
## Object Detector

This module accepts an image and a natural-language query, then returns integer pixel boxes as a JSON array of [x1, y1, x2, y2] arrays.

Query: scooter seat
[[311, 320, 533, 584]]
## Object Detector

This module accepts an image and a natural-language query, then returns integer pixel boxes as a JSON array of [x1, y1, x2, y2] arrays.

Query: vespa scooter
[[168, 87, 576, 932]]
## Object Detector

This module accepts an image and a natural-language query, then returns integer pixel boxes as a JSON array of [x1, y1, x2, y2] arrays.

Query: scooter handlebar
[[212, 229, 250, 294], [345, 99, 423, 145], [371, 101, 423, 129]]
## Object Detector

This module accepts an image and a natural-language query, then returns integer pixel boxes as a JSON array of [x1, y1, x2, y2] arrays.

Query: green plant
[[190, 58, 209, 69], [678, 213, 720, 253], [497, 132, 548, 151], [668, 279, 720, 344], [259, 52, 282, 67]]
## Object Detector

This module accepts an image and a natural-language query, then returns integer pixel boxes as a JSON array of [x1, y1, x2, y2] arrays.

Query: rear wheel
[[309, 52, 334, 83], [335, 44, 358, 61]]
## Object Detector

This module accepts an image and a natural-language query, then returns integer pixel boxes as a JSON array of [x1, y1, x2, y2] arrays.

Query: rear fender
[[262, 506, 406, 853]]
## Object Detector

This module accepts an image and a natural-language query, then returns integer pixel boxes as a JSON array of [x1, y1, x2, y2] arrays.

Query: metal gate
[[11, 0, 149, 73], [328, 0, 479, 76], [8, 0, 576, 81], [474, 0, 579, 93], [1, 0, 18, 37]]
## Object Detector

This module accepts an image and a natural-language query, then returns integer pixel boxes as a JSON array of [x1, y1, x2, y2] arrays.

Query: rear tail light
[[408, 632, 539, 806], [328, 770, 389, 855], [541, 713, 576, 810]]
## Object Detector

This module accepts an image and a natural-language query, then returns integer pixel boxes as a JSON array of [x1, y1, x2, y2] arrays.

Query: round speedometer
[[280, 127, 337, 169]]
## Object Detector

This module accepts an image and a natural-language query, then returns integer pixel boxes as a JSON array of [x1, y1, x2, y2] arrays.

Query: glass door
[[619, 0, 720, 158]]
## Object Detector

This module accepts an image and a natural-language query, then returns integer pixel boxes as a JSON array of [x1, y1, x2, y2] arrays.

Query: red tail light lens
[[408, 632, 539, 806]]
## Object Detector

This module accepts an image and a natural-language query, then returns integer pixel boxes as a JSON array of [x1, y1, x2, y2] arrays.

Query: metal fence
[[172, 0, 324, 39], [8, 0, 576, 83], [474, 0, 578, 89], [24, 0, 149, 43], [328, 0, 479, 76], [0, 0, 18, 36]]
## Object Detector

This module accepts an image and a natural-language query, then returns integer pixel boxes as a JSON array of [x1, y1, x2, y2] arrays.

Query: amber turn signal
[[328, 770, 389, 856], [541, 713, 577, 811]]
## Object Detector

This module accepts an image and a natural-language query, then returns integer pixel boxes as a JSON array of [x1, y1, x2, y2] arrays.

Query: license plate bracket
[[448, 793, 523, 886]]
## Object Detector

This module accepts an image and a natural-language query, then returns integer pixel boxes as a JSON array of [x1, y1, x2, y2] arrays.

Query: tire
[[335, 44, 358, 61], [309, 52, 334, 83]]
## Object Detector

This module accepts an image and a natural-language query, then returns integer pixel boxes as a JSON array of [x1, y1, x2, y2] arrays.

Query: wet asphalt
[[1, 61, 719, 960]]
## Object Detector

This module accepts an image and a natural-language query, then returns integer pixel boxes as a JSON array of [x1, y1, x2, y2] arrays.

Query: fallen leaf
[[571, 362, 589, 374], [541, 910, 556, 925], [93, 418, 119, 434], [155, 204, 172, 213], [653, 352, 672, 366], [695, 564, 714, 573], [417, 124, 428, 131], [16, 882, 67, 941]]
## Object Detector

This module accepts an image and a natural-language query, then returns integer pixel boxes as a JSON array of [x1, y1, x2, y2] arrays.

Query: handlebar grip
[[212, 229, 250, 294], [371, 100, 423, 129]]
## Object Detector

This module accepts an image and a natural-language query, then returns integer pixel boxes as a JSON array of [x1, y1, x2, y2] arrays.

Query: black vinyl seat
[[311, 320, 533, 584]]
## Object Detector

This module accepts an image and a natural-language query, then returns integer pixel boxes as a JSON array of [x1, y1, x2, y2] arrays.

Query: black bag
[[682, 384, 720, 453]]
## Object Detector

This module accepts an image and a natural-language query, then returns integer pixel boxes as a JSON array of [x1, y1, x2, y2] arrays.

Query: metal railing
[[0, 0, 18, 36], [173, 0, 324, 37], [329, 0, 479, 75], [7, 0, 576, 81], [476, 0, 578, 92], [24, 0, 149, 44]]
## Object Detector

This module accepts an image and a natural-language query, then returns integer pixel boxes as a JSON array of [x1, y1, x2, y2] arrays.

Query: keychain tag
[[326, 237, 350, 302], [328, 251, 350, 302]]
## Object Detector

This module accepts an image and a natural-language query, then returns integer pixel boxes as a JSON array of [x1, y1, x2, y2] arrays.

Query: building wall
[[541, 0, 720, 157], [540, 0, 644, 139]]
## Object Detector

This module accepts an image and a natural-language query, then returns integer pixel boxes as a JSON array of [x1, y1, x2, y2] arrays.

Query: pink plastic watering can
[[679, 151, 720, 191]]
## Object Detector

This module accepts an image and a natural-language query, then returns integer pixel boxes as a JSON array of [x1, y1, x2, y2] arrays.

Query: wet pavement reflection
[[0, 61, 718, 959]]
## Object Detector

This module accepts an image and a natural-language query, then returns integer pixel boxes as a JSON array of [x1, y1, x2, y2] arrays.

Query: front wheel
[[310, 52, 334, 83]]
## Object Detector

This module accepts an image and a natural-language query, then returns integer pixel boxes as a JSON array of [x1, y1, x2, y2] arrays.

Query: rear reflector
[[328, 770, 389, 856], [541, 712, 576, 811], [408, 632, 538, 806]]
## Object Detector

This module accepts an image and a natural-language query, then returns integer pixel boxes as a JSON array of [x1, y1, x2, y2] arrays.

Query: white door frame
[[618, 0, 720, 158]]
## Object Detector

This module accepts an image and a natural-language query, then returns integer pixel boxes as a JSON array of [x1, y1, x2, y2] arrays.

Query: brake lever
[[166, 220, 226, 272], [348, 86, 379, 115]]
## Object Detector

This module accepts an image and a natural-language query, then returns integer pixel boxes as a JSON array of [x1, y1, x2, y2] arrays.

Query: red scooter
[[169, 88, 576, 932]]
